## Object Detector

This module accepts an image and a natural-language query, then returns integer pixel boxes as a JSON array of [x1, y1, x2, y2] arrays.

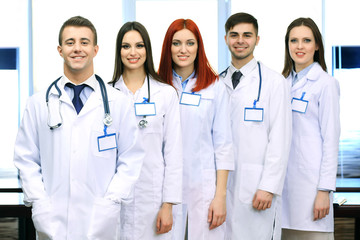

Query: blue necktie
[[66, 83, 86, 114], [232, 71, 242, 89]]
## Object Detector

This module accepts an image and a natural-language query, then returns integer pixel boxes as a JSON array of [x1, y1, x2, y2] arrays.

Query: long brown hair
[[282, 17, 327, 78], [109, 21, 164, 84]]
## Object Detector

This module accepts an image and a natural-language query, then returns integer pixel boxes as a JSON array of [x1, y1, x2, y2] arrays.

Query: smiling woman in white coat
[[158, 19, 234, 240], [281, 18, 340, 240], [109, 21, 183, 240]]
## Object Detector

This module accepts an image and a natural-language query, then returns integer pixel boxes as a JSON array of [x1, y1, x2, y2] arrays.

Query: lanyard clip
[[301, 92, 306, 100], [253, 99, 258, 108], [142, 97, 149, 103]]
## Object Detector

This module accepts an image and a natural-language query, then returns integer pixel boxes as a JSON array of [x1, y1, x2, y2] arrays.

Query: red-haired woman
[[158, 19, 234, 240]]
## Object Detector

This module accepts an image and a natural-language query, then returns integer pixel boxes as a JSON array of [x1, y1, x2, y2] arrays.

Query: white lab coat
[[220, 59, 292, 240], [170, 75, 234, 240], [282, 62, 340, 232], [14, 75, 144, 240], [113, 76, 183, 240]]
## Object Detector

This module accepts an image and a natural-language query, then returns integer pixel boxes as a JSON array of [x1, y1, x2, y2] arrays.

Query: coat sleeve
[[258, 71, 292, 196], [14, 96, 48, 206], [318, 76, 340, 191], [212, 80, 235, 171], [162, 86, 183, 204], [103, 94, 145, 203]]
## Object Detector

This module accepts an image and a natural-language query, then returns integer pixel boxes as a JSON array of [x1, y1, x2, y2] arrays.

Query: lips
[[177, 55, 189, 61], [128, 58, 140, 63]]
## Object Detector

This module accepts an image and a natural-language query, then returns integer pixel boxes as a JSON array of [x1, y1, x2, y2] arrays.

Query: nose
[[238, 35, 245, 44], [180, 43, 187, 53], [130, 46, 137, 55], [297, 41, 303, 49], [73, 42, 82, 52]]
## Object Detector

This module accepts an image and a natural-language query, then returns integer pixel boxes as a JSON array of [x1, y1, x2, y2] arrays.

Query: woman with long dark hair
[[281, 17, 340, 240], [110, 21, 183, 240]]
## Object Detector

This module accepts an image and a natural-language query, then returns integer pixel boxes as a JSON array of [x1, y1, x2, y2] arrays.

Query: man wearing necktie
[[219, 12, 292, 240], [14, 16, 144, 240]]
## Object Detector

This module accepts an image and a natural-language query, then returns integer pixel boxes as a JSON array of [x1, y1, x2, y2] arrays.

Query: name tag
[[135, 102, 156, 116], [180, 92, 201, 106], [292, 92, 308, 113], [244, 107, 264, 122], [97, 133, 117, 152]]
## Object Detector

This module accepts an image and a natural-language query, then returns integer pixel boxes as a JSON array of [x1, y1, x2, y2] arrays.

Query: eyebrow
[[229, 31, 254, 35], [121, 41, 145, 45], [172, 38, 196, 42]]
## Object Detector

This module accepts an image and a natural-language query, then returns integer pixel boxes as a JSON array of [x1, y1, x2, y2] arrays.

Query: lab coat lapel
[[78, 83, 103, 116]]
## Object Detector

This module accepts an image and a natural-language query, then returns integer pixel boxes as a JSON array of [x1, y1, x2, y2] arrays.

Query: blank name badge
[[134, 102, 156, 116], [292, 98, 308, 113], [180, 92, 201, 106], [244, 107, 264, 122], [98, 133, 117, 152]]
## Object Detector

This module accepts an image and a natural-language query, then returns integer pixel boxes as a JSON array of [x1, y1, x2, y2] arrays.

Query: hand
[[207, 194, 226, 230], [313, 190, 330, 221], [252, 190, 273, 210], [156, 203, 173, 234]]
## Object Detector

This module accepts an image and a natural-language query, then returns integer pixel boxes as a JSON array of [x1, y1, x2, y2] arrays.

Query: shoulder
[[310, 63, 339, 88], [219, 67, 230, 79], [151, 77, 178, 96], [258, 62, 285, 81]]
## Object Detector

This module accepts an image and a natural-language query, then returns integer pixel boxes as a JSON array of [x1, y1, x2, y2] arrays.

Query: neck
[[174, 65, 194, 81], [123, 68, 147, 94], [64, 69, 93, 85], [295, 62, 313, 73], [231, 55, 254, 70]]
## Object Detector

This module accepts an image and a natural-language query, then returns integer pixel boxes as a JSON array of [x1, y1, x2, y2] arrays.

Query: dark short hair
[[225, 12, 258, 36], [58, 16, 97, 46]]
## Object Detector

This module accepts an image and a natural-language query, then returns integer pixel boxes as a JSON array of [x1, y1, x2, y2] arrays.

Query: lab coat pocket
[[91, 128, 117, 159], [87, 197, 121, 240], [238, 164, 263, 204], [31, 198, 54, 239]]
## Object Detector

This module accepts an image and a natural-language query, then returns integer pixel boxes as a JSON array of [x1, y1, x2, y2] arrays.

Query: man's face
[[225, 23, 259, 64], [57, 26, 98, 77]]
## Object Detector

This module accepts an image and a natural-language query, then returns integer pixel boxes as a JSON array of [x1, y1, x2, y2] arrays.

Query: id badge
[[97, 133, 117, 152], [180, 92, 201, 106], [244, 108, 264, 122], [292, 92, 308, 113], [244, 100, 264, 122], [135, 102, 156, 116]]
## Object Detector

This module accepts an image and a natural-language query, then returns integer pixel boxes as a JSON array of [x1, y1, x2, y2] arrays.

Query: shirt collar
[[61, 74, 96, 91], [172, 69, 196, 82], [229, 58, 257, 77], [291, 62, 315, 81]]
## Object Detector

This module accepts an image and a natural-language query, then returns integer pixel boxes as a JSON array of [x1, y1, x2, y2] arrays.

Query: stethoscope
[[113, 74, 151, 129], [46, 74, 112, 130]]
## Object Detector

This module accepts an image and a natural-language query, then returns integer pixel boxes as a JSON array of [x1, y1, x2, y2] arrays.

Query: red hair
[[158, 19, 218, 92]]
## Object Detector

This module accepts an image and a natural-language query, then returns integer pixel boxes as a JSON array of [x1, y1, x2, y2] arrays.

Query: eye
[[65, 41, 74, 46], [136, 43, 145, 48], [121, 44, 130, 50], [244, 34, 252, 38], [290, 39, 297, 43], [230, 33, 238, 38], [172, 41, 180, 47], [304, 38, 312, 43], [187, 41, 195, 46], [81, 41, 89, 46]]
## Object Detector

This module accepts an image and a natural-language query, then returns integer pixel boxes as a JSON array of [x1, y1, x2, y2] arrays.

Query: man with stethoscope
[[13, 16, 144, 240], [220, 12, 292, 240]]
